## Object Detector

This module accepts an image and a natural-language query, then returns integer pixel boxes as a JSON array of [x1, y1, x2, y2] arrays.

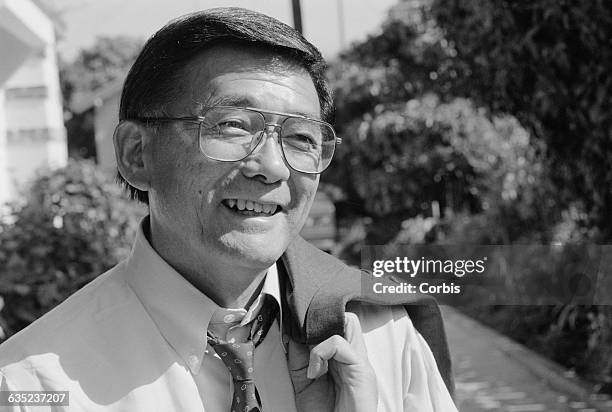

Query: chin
[[217, 231, 290, 267]]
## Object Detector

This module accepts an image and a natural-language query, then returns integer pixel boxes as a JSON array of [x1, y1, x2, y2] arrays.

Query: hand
[[288, 313, 378, 412]]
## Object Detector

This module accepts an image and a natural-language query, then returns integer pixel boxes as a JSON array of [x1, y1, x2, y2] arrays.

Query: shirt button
[[223, 314, 236, 323]]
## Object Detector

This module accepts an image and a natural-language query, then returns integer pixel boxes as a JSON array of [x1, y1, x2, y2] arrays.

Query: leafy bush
[[432, 0, 612, 240], [0, 160, 146, 341]]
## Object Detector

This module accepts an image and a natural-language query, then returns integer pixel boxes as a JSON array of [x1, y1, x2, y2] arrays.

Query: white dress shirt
[[0, 219, 456, 411]]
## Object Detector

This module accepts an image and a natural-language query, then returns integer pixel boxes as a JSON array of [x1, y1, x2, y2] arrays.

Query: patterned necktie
[[207, 295, 279, 412]]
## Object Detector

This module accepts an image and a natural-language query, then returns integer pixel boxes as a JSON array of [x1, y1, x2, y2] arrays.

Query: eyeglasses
[[132, 106, 341, 174]]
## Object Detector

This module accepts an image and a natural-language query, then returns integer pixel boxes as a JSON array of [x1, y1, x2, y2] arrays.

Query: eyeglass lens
[[198, 107, 336, 173]]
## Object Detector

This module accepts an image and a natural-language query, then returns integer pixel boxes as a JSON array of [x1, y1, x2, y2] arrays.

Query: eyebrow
[[199, 95, 321, 119], [208, 95, 253, 108]]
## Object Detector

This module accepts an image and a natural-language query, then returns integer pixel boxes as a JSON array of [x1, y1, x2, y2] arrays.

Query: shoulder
[[0, 261, 138, 387]]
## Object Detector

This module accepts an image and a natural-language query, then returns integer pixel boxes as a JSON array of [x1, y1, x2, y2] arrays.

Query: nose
[[240, 127, 291, 183]]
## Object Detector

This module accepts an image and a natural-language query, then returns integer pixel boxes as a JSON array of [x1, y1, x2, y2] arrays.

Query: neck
[[187, 266, 267, 308], [146, 219, 269, 308]]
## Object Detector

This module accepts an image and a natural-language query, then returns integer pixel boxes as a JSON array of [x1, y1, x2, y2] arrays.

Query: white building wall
[[1, 0, 55, 208], [3, 8, 66, 201], [0, 89, 9, 207], [0, 0, 50, 84]]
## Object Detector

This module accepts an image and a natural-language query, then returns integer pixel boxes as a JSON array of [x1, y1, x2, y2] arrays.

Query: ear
[[113, 120, 152, 192]]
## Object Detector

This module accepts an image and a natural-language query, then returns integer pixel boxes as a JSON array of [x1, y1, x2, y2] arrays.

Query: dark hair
[[117, 7, 334, 204]]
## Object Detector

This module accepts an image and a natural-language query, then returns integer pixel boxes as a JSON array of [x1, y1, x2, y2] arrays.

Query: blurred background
[[0, 0, 611, 410]]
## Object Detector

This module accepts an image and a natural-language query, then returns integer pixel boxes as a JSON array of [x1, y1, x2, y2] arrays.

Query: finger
[[306, 353, 328, 379], [308, 332, 378, 412], [311, 335, 360, 365], [344, 311, 368, 359], [307, 335, 360, 379]]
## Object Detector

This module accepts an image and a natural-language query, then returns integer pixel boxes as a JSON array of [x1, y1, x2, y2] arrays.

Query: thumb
[[343, 311, 369, 359]]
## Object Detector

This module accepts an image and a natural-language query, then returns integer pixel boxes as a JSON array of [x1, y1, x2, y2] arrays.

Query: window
[[6, 128, 52, 143], [5, 86, 48, 100]]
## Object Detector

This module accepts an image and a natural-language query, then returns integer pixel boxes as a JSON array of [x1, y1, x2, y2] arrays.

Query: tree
[[325, 1, 453, 231], [60, 35, 144, 108], [431, 0, 612, 240], [325, 0, 612, 387], [60, 36, 143, 159], [325, 0, 555, 243]]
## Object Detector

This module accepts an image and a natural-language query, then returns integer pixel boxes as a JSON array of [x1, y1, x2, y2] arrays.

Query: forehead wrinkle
[[178, 47, 312, 111], [189, 77, 320, 120], [185, 48, 304, 85]]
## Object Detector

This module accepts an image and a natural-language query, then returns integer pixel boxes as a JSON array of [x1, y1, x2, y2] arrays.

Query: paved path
[[442, 307, 612, 412]]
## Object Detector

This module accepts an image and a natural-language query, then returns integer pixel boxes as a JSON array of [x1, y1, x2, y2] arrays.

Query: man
[[0, 8, 456, 412]]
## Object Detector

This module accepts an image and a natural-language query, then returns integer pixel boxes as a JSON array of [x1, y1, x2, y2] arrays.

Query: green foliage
[[60, 35, 143, 108], [0, 160, 145, 341], [327, 0, 612, 389], [330, 0, 457, 126], [326, 1, 546, 239], [431, 0, 612, 240], [328, 89, 553, 243], [60, 35, 143, 159], [329, 0, 612, 239]]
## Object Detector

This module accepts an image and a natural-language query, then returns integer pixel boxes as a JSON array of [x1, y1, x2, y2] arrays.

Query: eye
[[216, 119, 250, 133], [284, 133, 321, 152]]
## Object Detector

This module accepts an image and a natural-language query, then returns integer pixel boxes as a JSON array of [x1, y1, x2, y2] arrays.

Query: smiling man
[[132, 45, 325, 306], [0, 8, 456, 412]]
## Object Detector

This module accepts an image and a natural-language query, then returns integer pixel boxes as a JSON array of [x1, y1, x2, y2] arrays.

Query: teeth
[[225, 199, 278, 215], [262, 204, 276, 214]]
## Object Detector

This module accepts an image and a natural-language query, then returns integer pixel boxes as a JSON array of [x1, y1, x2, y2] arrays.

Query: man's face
[[146, 45, 320, 273]]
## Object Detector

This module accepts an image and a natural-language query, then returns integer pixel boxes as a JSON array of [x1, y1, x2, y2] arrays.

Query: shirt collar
[[125, 217, 283, 375]]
